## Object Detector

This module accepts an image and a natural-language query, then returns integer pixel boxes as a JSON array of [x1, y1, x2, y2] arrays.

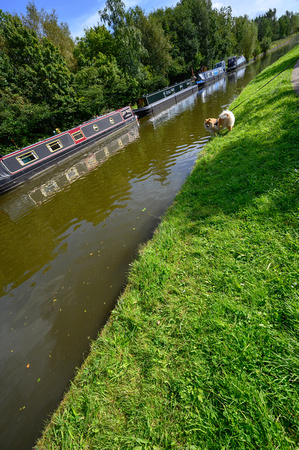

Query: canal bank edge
[[292, 58, 299, 95], [36, 46, 299, 449]]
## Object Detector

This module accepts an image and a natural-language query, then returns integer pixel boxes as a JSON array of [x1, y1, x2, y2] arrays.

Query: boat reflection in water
[[198, 76, 227, 103], [2, 121, 140, 221], [149, 92, 198, 129], [227, 66, 246, 83]]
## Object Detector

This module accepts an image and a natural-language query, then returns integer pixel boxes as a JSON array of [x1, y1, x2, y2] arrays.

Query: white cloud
[[69, 9, 102, 38], [213, 2, 225, 10]]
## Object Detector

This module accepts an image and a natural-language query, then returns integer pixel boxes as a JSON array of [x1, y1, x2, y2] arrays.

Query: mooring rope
[[230, 57, 299, 111]]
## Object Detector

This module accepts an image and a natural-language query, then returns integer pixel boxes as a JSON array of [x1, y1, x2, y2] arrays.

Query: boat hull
[[1, 121, 140, 221], [227, 55, 246, 73], [133, 81, 198, 118], [0, 107, 137, 195], [196, 66, 226, 88]]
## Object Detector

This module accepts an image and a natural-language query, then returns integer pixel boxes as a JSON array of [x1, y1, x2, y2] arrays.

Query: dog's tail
[[221, 110, 235, 126], [220, 110, 232, 118]]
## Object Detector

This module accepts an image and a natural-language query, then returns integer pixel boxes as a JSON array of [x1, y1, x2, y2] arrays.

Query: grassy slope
[[37, 46, 299, 449]]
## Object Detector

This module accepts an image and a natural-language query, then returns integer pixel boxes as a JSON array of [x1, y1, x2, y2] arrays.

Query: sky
[[2, 0, 298, 38]]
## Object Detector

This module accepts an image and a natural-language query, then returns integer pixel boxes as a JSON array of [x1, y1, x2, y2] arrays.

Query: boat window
[[72, 130, 85, 141], [16, 151, 38, 166], [66, 167, 79, 182], [41, 180, 59, 197], [93, 124, 99, 131], [47, 140, 63, 152]]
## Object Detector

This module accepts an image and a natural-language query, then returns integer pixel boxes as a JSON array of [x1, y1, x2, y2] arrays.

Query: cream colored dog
[[204, 110, 235, 135]]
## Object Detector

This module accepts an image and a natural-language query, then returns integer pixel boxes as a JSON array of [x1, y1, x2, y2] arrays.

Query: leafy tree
[[255, 9, 280, 43], [152, 3, 201, 78], [152, 6, 187, 79], [73, 21, 144, 109], [234, 15, 258, 60], [0, 11, 78, 150], [278, 14, 291, 38], [1, 13, 74, 105], [261, 36, 271, 53], [278, 11, 299, 37], [168, 2, 199, 72], [129, 6, 172, 77], [73, 66, 104, 115], [73, 25, 115, 69], [20, 1, 75, 68], [240, 18, 258, 60], [208, 7, 235, 66], [253, 42, 261, 59], [99, 0, 126, 31], [99, 0, 147, 79], [265, 8, 279, 40], [290, 12, 299, 34], [0, 89, 52, 150], [185, 0, 212, 66]]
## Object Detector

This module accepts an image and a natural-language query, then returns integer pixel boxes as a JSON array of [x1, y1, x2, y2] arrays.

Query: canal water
[[0, 42, 297, 449]]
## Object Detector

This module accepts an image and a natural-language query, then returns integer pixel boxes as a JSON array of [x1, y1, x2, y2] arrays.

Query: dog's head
[[204, 118, 217, 131]]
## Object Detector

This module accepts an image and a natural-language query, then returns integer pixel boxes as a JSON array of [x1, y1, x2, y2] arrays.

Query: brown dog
[[204, 110, 235, 136]]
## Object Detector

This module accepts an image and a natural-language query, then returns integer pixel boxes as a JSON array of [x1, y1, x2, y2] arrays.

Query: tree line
[[0, 0, 298, 153]]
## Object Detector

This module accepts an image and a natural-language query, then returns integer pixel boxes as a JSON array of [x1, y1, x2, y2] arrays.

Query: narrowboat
[[227, 55, 246, 72], [133, 79, 198, 118], [0, 106, 138, 195], [196, 61, 226, 88], [1, 120, 140, 221]]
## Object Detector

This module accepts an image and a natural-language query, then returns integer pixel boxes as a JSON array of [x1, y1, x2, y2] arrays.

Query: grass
[[36, 46, 299, 449], [270, 33, 299, 50]]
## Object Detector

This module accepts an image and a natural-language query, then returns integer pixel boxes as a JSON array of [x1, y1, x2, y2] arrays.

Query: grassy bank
[[270, 34, 299, 51], [37, 46, 299, 449]]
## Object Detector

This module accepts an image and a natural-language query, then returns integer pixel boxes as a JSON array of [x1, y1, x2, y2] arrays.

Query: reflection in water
[[227, 66, 246, 82], [199, 76, 227, 103], [2, 122, 140, 222], [0, 41, 296, 450], [149, 92, 198, 128]]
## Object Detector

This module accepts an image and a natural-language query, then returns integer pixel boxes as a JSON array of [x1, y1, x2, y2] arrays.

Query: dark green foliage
[[261, 36, 272, 53], [20, 1, 75, 68], [0, 11, 78, 151], [0, 89, 52, 150], [255, 9, 299, 45]]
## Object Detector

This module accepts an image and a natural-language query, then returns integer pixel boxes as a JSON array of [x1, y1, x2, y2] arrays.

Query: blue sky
[[3, 0, 298, 38]]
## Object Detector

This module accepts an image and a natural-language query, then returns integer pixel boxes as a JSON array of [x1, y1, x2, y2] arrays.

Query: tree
[[130, 7, 172, 77], [278, 11, 299, 38], [0, 89, 52, 150], [73, 25, 115, 68], [261, 36, 271, 53], [99, 0, 126, 31], [20, 1, 75, 68], [99, 0, 146, 79], [0, 13, 74, 105], [185, 0, 212, 66], [290, 12, 299, 34], [234, 15, 258, 60], [0, 11, 77, 150], [208, 7, 235, 66], [152, 6, 188, 78]]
